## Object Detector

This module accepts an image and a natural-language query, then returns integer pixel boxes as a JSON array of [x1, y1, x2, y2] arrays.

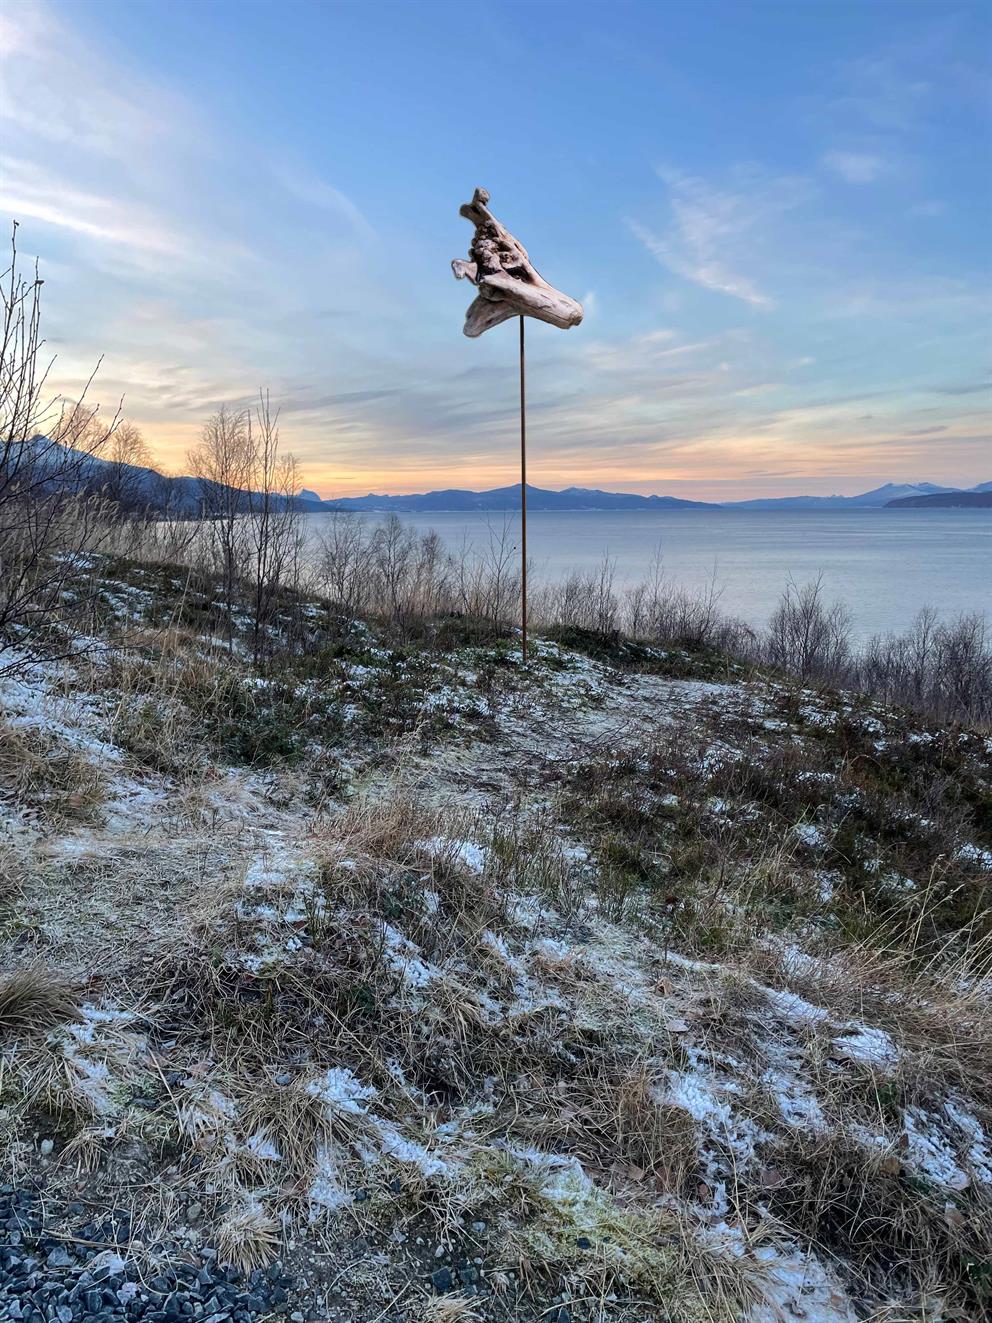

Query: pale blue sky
[[1, 0, 989, 497]]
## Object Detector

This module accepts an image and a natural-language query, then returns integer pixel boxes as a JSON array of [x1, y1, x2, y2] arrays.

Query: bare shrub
[[312, 513, 522, 636], [645, 582, 752, 654], [186, 392, 306, 659], [857, 609, 992, 726], [245, 392, 306, 660], [453, 517, 521, 625], [764, 575, 852, 682], [103, 504, 204, 567], [538, 556, 620, 633], [369, 514, 438, 621], [312, 511, 373, 616], [596, 548, 755, 653], [0, 223, 118, 672]]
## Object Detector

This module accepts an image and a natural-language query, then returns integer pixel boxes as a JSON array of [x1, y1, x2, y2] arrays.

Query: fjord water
[[307, 508, 990, 641]]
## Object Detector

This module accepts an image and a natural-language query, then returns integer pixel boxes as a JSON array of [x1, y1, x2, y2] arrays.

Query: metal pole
[[519, 315, 527, 663]]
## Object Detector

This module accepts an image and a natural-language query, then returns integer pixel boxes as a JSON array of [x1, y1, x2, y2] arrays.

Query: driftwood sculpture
[[452, 188, 583, 338], [451, 188, 582, 664]]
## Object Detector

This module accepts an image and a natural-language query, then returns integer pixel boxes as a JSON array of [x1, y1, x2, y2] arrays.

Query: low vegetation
[[1, 555, 990, 1322]]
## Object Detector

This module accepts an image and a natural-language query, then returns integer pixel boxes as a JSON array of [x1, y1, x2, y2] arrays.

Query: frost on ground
[[1, 559, 991, 1322]]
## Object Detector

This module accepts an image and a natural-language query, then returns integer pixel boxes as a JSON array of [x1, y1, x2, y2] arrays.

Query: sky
[[1, 0, 989, 500]]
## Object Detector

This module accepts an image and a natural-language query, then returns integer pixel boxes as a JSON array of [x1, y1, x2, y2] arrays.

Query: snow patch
[[831, 1026, 898, 1069], [305, 1067, 376, 1115], [765, 987, 829, 1026], [417, 836, 487, 874]]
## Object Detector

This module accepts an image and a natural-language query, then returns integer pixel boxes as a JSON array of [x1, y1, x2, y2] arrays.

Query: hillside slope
[[1, 560, 990, 1323]]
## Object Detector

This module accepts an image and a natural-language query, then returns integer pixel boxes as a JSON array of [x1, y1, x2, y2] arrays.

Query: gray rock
[[430, 1268, 454, 1294]]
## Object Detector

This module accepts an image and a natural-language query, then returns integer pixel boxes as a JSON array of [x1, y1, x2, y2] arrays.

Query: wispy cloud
[[822, 150, 888, 183], [628, 218, 770, 308], [933, 382, 990, 397], [0, 158, 184, 256], [0, 0, 395, 466], [0, 3, 193, 166], [628, 167, 812, 309], [909, 200, 946, 217], [273, 163, 375, 240], [826, 53, 932, 133]]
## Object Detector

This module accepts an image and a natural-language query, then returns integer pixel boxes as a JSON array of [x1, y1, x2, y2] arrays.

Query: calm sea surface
[[302, 509, 990, 641]]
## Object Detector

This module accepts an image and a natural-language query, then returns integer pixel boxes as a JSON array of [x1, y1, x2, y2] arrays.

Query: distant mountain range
[[885, 488, 992, 509], [22, 438, 991, 514], [322, 484, 711, 512], [727, 482, 956, 510], [321, 480, 991, 512]]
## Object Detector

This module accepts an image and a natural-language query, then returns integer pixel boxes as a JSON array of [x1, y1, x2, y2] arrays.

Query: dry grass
[[59, 1123, 115, 1174], [213, 1199, 280, 1271], [744, 935, 992, 1094], [513, 1055, 699, 1192], [0, 966, 80, 1039], [0, 842, 26, 905], [0, 718, 107, 825], [104, 644, 227, 776], [3, 560, 991, 1321], [417, 1295, 482, 1322]]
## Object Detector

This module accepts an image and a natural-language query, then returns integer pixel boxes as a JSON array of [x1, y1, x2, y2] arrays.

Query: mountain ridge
[[885, 489, 992, 509], [320, 479, 991, 512], [725, 482, 960, 510], [321, 483, 713, 512], [24, 438, 990, 513]]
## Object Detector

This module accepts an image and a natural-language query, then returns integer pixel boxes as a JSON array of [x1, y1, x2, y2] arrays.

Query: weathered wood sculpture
[[452, 188, 583, 338], [452, 189, 583, 663]]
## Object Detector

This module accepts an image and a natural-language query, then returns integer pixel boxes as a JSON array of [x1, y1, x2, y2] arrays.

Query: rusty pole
[[519, 315, 527, 664]]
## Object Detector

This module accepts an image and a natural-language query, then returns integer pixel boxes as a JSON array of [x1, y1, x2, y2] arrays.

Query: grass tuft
[[0, 967, 80, 1039], [213, 1199, 280, 1271], [0, 719, 107, 825]]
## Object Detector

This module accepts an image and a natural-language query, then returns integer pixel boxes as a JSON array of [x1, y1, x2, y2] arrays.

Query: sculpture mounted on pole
[[452, 188, 583, 661]]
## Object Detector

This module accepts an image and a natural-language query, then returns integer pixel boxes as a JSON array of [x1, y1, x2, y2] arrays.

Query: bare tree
[[101, 419, 152, 511], [246, 391, 305, 660], [369, 513, 416, 621], [314, 512, 373, 617], [187, 404, 251, 646], [0, 222, 118, 673], [456, 517, 520, 626]]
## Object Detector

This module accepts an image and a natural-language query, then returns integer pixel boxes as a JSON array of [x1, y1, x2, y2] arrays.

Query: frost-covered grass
[[1, 555, 990, 1321], [0, 710, 109, 826]]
